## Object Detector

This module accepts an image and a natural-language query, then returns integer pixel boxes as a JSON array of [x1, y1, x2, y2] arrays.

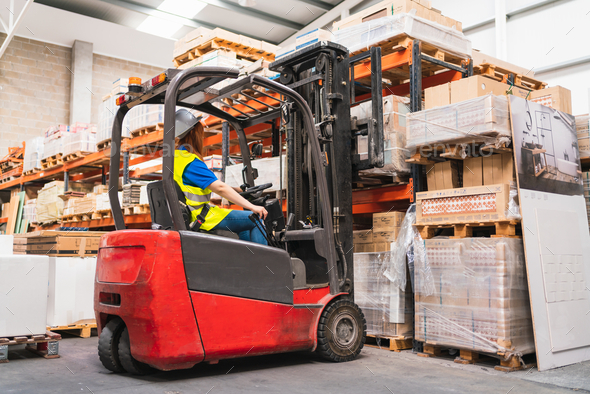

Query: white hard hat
[[175, 109, 202, 140]]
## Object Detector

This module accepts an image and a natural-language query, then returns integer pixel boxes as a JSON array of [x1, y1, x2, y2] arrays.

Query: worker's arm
[[208, 180, 268, 219]]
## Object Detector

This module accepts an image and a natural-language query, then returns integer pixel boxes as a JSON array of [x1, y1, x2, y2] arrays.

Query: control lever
[[285, 213, 295, 231], [248, 213, 279, 247]]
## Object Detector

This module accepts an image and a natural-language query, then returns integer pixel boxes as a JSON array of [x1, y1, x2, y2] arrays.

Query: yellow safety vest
[[174, 150, 231, 231]]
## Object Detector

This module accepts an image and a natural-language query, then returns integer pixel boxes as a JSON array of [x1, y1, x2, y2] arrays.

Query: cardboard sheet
[[509, 96, 590, 370]]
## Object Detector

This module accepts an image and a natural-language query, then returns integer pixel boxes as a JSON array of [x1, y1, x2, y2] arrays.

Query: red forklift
[[95, 42, 387, 374]]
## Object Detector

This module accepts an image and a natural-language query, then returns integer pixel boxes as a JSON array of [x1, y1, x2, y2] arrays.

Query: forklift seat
[[146, 181, 238, 239]]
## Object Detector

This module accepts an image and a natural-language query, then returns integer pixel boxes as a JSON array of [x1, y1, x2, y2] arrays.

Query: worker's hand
[[250, 205, 268, 220]]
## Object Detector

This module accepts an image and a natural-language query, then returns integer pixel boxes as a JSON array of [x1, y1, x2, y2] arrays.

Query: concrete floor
[[3, 335, 590, 394]]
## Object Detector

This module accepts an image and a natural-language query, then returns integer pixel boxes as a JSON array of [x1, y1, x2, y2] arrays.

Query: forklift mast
[[270, 42, 385, 294]]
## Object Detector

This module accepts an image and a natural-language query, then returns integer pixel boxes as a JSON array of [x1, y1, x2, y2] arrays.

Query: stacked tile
[[122, 183, 144, 208], [576, 115, 590, 158], [414, 237, 535, 355], [36, 181, 65, 223]]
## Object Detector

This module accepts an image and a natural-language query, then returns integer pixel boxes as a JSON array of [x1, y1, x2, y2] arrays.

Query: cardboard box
[[530, 86, 572, 114], [0, 255, 49, 337], [203, 154, 223, 170], [353, 230, 373, 244], [373, 211, 406, 229], [450, 75, 531, 104], [295, 29, 334, 50], [334, 0, 461, 31], [427, 161, 458, 191], [425, 83, 451, 109], [47, 257, 97, 327], [354, 243, 375, 252], [416, 183, 511, 225], [463, 156, 483, 187], [372, 229, 399, 243], [482, 153, 513, 185], [23, 231, 105, 257]]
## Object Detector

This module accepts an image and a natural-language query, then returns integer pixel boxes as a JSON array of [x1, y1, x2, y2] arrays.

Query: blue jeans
[[212, 210, 268, 246]]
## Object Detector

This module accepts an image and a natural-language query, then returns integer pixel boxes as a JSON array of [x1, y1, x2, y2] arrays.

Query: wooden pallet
[[23, 168, 41, 176], [63, 151, 92, 163], [0, 175, 19, 184], [41, 154, 63, 170], [91, 209, 112, 220], [406, 141, 511, 164], [474, 63, 546, 90], [365, 335, 413, 352], [47, 320, 96, 339], [0, 332, 61, 363], [97, 139, 112, 151], [133, 204, 150, 215], [417, 344, 536, 372], [130, 123, 164, 138], [174, 39, 275, 67], [61, 213, 92, 223], [415, 220, 521, 239]]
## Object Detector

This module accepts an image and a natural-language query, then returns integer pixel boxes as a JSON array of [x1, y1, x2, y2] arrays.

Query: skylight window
[[136, 16, 184, 38], [157, 0, 207, 18]]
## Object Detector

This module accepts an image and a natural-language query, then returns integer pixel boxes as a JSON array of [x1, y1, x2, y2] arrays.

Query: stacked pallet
[[17, 231, 104, 257], [0, 143, 25, 183], [173, 27, 279, 69]]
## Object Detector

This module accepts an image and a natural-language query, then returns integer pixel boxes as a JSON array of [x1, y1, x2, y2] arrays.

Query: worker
[[173, 109, 268, 245]]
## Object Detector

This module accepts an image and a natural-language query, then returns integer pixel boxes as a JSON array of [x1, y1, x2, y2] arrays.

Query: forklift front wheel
[[118, 327, 157, 375], [317, 299, 366, 362]]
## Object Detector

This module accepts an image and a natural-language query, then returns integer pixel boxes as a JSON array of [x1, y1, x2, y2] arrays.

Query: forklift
[[95, 42, 386, 374]]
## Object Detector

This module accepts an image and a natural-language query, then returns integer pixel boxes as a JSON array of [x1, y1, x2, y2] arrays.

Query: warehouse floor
[[3, 336, 590, 393]]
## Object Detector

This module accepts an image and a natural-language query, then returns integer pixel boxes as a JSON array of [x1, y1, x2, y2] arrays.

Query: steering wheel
[[239, 183, 273, 199]]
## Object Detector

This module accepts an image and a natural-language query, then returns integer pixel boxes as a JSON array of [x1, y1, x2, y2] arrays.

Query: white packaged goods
[[139, 185, 149, 205], [97, 96, 130, 144], [225, 156, 286, 192], [112, 77, 128, 96], [576, 115, 590, 157], [0, 255, 49, 337], [178, 51, 252, 71], [47, 257, 97, 327], [333, 13, 471, 58], [63, 130, 97, 156], [95, 192, 122, 211], [275, 43, 296, 60], [23, 199, 37, 224], [23, 137, 44, 172], [354, 252, 413, 337], [414, 237, 535, 355], [36, 181, 65, 223], [406, 94, 511, 149], [42, 137, 64, 159], [0, 235, 13, 254], [295, 29, 334, 50], [127, 104, 164, 134], [351, 94, 411, 175]]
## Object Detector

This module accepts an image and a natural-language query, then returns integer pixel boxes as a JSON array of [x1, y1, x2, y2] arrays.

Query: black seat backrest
[[147, 181, 191, 230]]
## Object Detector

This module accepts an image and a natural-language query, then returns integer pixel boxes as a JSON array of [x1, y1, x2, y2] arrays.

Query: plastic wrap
[[97, 96, 131, 144], [23, 137, 44, 173], [127, 104, 165, 134], [333, 13, 471, 58], [384, 205, 415, 290], [62, 130, 97, 156], [414, 237, 535, 356], [36, 181, 64, 223], [506, 181, 521, 220], [178, 49, 252, 71], [352, 94, 411, 176], [354, 251, 414, 338], [42, 137, 64, 159], [406, 94, 511, 150], [23, 199, 37, 224], [576, 115, 590, 158], [225, 156, 286, 192]]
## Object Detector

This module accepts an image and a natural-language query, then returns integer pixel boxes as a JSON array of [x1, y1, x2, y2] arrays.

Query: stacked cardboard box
[[530, 86, 572, 114], [414, 237, 535, 355], [354, 252, 414, 338], [23, 231, 104, 257], [353, 211, 405, 252], [352, 94, 411, 177]]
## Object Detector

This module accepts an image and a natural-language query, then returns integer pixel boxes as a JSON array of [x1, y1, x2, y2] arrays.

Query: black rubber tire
[[317, 299, 366, 362], [118, 327, 156, 375], [98, 317, 126, 373]]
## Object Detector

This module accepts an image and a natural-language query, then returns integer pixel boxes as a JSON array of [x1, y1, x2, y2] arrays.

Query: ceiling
[[33, 0, 344, 45]]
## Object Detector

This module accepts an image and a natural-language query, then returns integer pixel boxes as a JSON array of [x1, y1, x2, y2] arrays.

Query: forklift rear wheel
[[118, 327, 156, 375], [98, 317, 126, 373], [317, 299, 366, 362]]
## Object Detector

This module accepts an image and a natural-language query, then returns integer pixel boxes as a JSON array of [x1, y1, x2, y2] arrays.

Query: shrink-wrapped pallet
[[352, 94, 411, 176], [97, 96, 131, 144], [42, 137, 64, 160], [414, 237, 535, 356], [333, 13, 471, 58], [63, 129, 97, 156], [406, 94, 511, 150], [36, 181, 65, 223], [226, 156, 286, 192], [23, 137, 44, 173]]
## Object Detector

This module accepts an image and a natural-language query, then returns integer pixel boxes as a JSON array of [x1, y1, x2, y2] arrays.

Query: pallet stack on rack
[[0, 144, 25, 184]]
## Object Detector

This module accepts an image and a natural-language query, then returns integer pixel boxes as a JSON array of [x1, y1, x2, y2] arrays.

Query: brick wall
[[91, 54, 163, 125], [0, 33, 165, 156], [0, 34, 71, 156]]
